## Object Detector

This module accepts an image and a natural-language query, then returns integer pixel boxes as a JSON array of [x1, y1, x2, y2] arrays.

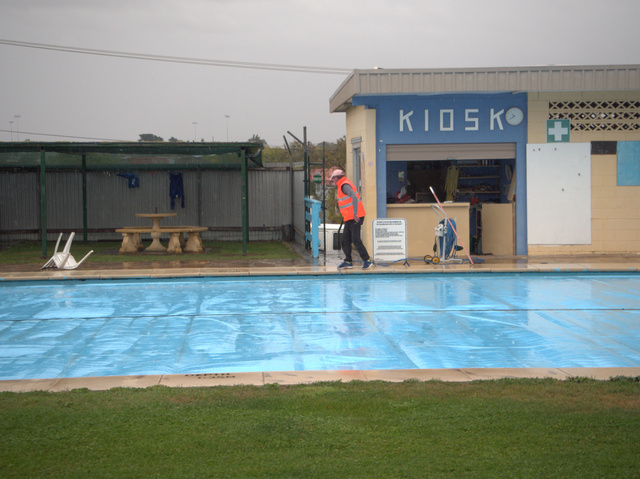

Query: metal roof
[[330, 64, 640, 113], [0, 141, 263, 169]]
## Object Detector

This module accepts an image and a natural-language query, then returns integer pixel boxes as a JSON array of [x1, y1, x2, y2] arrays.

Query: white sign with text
[[372, 218, 407, 263]]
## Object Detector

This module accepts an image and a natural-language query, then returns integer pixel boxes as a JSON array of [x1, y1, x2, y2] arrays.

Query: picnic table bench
[[116, 226, 208, 254]]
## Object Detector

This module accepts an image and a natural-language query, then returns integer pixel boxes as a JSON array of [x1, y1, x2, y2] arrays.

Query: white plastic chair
[[41, 233, 94, 270]]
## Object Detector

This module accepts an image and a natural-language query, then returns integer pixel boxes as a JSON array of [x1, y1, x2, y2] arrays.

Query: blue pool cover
[[1, 272, 639, 380]]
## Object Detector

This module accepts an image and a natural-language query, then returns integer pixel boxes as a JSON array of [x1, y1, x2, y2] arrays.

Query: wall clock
[[506, 107, 524, 126]]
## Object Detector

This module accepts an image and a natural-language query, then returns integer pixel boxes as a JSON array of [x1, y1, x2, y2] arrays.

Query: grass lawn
[[1, 378, 639, 478], [0, 240, 302, 265]]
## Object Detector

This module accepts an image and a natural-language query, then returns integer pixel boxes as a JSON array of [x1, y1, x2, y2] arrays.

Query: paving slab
[[460, 368, 570, 381], [50, 375, 163, 392], [362, 368, 472, 382], [559, 367, 640, 380], [0, 378, 59, 393], [264, 369, 368, 385], [160, 372, 264, 387]]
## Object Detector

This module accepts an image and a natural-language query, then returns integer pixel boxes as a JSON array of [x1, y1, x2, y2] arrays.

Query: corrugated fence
[[0, 165, 306, 243]]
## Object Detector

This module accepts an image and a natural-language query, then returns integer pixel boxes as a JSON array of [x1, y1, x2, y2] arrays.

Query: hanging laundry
[[170, 172, 185, 209], [117, 173, 140, 188]]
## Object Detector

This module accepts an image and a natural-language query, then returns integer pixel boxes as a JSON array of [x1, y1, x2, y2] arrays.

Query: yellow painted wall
[[482, 203, 515, 255], [387, 203, 471, 259], [345, 106, 377, 252], [527, 91, 640, 255]]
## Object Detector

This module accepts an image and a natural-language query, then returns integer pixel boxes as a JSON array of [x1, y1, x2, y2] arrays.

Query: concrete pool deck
[[1, 252, 640, 392]]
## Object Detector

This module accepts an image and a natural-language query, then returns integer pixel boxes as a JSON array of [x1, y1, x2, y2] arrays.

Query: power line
[[0, 129, 128, 142], [0, 39, 353, 75]]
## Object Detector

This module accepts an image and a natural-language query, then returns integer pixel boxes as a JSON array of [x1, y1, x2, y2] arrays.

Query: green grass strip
[[0, 240, 300, 264], [1, 378, 639, 478]]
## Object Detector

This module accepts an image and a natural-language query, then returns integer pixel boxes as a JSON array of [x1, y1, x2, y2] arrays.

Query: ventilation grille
[[549, 100, 640, 131]]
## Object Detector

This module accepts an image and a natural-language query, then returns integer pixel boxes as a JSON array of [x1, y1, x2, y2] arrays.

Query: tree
[[261, 136, 347, 168], [248, 134, 267, 146], [311, 136, 346, 170], [262, 146, 291, 163], [139, 134, 163, 142], [308, 137, 346, 224]]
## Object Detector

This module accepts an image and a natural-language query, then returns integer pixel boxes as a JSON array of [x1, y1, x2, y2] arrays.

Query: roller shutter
[[387, 143, 516, 161]]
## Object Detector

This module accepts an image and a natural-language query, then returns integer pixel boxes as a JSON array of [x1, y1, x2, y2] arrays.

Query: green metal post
[[82, 154, 88, 241], [241, 147, 248, 255], [40, 147, 47, 257], [303, 126, 308, 196], [322, 141, 326, 263]]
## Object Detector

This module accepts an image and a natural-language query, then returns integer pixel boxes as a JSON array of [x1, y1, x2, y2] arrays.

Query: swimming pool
[[1, 272, 639, 380]]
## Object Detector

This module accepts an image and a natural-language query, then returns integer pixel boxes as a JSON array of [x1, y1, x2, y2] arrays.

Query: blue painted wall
[[352, 92, 528, 254], [617, 141, 640, 186]]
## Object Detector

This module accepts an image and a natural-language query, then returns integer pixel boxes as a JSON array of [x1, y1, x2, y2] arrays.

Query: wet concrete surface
[[2, 252, 640, 275]]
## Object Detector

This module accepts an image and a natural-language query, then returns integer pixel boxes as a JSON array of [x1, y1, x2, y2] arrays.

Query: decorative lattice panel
[[549, 100, 640, 131]]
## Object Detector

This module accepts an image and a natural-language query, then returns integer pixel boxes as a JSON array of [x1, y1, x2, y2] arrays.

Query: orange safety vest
[[337, 177, 366, 221]]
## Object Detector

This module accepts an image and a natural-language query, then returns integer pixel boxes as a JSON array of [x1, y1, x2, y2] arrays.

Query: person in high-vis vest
[[329, 169, 372, 270]]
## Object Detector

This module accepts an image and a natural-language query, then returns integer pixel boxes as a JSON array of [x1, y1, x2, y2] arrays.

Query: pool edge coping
[[2, 367, 639, 392], [2, 262, 639, 282]]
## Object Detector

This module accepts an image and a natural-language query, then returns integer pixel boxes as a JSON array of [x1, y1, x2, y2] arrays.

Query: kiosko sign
[[353, 92, 527, 144], [399, 107, 518, 132]]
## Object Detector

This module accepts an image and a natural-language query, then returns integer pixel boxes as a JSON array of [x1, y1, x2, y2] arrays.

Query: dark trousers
[[341, 219, 370, 263]]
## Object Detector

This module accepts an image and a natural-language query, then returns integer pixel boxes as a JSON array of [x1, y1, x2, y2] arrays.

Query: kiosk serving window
[[386, 143, 516, 205]]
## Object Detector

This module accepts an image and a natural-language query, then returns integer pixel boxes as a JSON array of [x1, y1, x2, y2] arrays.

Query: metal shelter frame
[[286, 128, 327, 262], [0, 141, 263, 256]]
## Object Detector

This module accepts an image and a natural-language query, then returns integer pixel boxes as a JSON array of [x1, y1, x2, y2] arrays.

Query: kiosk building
[[330, 65, 640, 257]]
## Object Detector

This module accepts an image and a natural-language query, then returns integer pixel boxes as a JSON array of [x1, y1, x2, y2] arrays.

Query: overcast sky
[[1, 0, 639, 146]]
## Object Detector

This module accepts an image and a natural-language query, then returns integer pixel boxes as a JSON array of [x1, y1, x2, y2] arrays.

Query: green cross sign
[[547, 119, 571, 143]]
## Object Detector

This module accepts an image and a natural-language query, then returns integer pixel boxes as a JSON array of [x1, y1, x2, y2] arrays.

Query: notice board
[[372, 218, 407, 262]]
